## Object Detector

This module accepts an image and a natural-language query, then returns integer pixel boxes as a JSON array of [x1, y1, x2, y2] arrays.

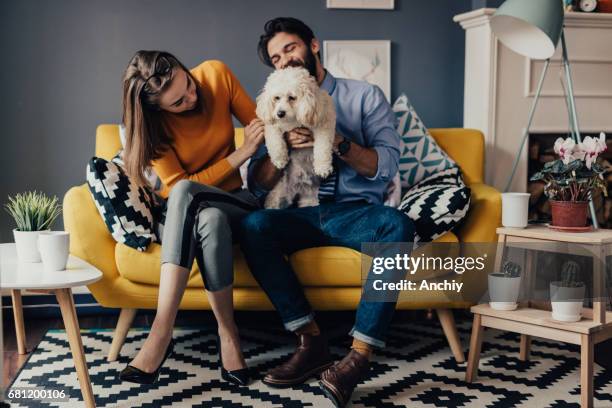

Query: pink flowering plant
[[530, 133, 608, 202]]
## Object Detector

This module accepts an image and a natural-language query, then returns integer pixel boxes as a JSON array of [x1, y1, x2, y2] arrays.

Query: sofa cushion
[[399, 167, 471, 243], [86, 156, 162, 252], [393, 94, 457, 189], [115, 231, 459, 288]]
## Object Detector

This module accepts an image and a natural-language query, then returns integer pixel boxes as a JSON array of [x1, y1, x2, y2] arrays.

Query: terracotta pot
[[550, 200, 588, 227], [598, 0, 612, 13]]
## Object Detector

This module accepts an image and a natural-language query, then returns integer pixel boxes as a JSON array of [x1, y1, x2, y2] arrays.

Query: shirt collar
[[320, 70, 337, 95]]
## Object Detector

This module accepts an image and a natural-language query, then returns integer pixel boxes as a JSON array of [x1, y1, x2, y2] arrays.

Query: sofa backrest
[[95, 125, 484, 185]]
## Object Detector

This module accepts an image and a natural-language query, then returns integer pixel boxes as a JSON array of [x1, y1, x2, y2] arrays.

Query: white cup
[[38, 231, 70, 271], [501, 193, 530, 228]]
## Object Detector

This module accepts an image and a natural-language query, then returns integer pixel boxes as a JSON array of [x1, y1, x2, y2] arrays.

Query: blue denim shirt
[[247, 71, 400, 205]]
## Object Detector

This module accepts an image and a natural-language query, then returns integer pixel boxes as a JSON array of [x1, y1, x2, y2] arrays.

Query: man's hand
[[285, 127, 313, 148]]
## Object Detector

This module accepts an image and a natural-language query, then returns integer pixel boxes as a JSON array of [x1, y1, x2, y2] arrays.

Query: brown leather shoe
[[319, 350, 370, 407], [263, 333, 333, 388]]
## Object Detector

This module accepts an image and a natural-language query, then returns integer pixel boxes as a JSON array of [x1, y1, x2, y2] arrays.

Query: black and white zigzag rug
[[7, 318, 612, 407]]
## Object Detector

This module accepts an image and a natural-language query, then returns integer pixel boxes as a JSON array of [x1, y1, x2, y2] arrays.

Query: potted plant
[[530, 133, 607, 229], [4, 191, 61, 262], [489, 260, 522, 311], [550, 260, 585, 322]]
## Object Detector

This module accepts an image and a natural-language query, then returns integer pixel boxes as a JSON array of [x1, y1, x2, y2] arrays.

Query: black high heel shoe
[[119, 338, 174, 385], [216, 334, 250, 386]]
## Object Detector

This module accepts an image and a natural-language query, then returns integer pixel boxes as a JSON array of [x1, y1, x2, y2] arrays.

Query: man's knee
[[375, 207, 415, 242], [240, 210, 274, 236]]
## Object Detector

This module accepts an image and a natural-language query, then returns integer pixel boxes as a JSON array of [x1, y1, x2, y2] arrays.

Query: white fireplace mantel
[[454, 8, 612, 192]]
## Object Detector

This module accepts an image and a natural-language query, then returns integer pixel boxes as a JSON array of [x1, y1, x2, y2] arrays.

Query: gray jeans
[[157, 180, 259, 292]]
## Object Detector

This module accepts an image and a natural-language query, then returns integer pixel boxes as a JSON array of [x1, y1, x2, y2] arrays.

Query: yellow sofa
[[63, 125, 501, 363]]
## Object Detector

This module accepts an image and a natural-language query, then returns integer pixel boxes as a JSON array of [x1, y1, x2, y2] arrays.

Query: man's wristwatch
[[336, 137, 351, 157]]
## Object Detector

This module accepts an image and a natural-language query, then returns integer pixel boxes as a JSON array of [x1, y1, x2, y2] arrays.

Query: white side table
[[0, 243, 102, 408]]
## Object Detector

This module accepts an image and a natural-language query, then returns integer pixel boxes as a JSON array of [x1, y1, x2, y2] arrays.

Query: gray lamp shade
[[490, 0, 564, 60]]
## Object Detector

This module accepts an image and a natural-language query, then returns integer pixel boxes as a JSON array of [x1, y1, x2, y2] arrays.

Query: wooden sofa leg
[[107, 308, 137, 362], [436, 308, 465, 363]]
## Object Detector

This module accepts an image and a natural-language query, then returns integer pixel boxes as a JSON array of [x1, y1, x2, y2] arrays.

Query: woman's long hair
[[121, 50, 200, 186]]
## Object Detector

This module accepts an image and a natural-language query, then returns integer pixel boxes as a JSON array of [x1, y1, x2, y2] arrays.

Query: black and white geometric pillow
[[86, 154, 162, 251], [398, 167, 471, 243]]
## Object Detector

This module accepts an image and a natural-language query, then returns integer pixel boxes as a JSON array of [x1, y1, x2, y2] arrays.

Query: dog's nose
[[276, 110, 286, 118]]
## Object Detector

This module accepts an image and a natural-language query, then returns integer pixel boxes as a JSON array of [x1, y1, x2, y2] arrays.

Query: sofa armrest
[[63, 184, 122, 306], [455, 183, 501, 243]]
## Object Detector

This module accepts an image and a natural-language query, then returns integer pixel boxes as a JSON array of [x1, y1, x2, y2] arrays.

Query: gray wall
[[0, 0, 474, 241], [472, 0, 504, 8]]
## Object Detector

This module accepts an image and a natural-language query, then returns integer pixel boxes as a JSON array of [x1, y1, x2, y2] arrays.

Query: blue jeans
[[239, 201, 415, 348]]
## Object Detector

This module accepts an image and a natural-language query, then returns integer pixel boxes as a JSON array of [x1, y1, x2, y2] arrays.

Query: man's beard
[[285, 48, 318, 79]]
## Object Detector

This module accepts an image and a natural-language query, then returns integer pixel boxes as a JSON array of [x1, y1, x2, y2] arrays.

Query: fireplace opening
[[527, 133, 612, 227]]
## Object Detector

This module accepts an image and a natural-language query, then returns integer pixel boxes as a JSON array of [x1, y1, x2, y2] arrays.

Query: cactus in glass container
[[560, 260, 583, 288], [502, 261, 521, 278]]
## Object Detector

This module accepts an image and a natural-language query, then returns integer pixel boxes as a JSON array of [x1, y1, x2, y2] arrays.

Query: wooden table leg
[[593, 246, 606, 324], [55, 288, 96, 408], [581, 333, 594, 408], [519, 335, 531, 361], [465, 314, 484, 383], [518, 250, 534, 361], [11, 290, 27, 355]]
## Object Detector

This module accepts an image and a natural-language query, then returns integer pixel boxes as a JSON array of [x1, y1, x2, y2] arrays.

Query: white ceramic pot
[[488, 273, 522, 311], [501, 193, 530, 228], [13, 229, 48, 263], [38, 231, 70, 271], [550, 281, 585, 322]]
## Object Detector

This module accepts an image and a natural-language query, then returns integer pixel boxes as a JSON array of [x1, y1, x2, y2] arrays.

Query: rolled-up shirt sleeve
[[247, 143, 271, 200], [361, 85, 400, 182]]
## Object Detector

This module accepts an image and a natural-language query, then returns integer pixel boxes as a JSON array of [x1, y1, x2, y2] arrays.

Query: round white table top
[[0, 243, 102, 290]]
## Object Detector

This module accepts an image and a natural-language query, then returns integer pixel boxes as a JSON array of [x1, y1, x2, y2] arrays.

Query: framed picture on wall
[[323, 40, 391, 101], [326, 0, 395, 9]]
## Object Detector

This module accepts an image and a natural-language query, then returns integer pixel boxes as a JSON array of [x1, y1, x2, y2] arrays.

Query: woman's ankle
[[217, 323, 239, 339]]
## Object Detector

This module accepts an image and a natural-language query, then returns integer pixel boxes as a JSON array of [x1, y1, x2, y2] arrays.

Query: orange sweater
[[152, 60, 256, 198]]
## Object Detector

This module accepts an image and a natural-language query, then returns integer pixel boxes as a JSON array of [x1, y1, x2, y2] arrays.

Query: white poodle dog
[[256, 67, 336, 209]]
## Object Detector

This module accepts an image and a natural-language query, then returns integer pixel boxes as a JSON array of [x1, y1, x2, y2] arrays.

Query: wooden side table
[[465, 226, 612, 408], [0, 243, 102, 408]]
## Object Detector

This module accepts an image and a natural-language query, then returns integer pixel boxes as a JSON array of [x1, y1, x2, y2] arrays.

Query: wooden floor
[[2, 308, 427, 389]]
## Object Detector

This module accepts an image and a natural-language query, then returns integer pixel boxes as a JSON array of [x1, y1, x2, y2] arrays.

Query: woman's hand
[[285, 127, 314, 148], [227, 118, 265, 168], [243, 119, 265, 156]]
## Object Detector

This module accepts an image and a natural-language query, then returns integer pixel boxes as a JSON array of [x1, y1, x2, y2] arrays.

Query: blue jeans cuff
[[349, 327, 385, 348], [284, 313, 315, 332]]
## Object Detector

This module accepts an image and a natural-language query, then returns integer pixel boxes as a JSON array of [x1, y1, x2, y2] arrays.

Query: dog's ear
[[295, 80, 319, 128], [256, 89, 276, 124]]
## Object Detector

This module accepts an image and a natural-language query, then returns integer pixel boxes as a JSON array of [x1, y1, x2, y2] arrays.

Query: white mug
[[501, 193, 530, 228], [38, 231, 70, 271]]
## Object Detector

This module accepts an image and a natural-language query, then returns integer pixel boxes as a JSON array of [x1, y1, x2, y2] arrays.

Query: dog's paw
[[314, 162, 334, 178], [298, 196, 319, 208], [270, 156, 289, 170]]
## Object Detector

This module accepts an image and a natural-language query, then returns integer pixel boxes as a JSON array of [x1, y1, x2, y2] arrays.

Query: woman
[[118, 50, 264, 386]]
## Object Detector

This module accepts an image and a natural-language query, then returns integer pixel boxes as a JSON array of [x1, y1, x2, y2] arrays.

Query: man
[[241, 17, 415, 407]]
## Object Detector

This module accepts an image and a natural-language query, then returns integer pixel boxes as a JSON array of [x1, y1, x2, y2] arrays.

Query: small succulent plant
[[560, 260, 583, 288], [4, 191, 61, 231], [501, 261, 521, 278]]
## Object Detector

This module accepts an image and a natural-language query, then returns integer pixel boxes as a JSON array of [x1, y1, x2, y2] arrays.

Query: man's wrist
[[335, 136, 352, 157]]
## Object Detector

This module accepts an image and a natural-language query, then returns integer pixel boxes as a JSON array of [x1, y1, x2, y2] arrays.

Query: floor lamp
[[491, 0, 599, 228]]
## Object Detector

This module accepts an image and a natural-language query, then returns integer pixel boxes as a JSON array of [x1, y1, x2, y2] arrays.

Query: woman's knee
[[196, 207, 230, 238], [167, 179, 199, 205]]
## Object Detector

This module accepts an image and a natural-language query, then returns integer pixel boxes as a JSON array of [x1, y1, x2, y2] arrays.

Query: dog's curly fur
[[256, 67, 336, 209]]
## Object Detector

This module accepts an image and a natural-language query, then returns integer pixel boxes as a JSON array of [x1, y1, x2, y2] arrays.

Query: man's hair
[[258, 17, 320, 67]]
